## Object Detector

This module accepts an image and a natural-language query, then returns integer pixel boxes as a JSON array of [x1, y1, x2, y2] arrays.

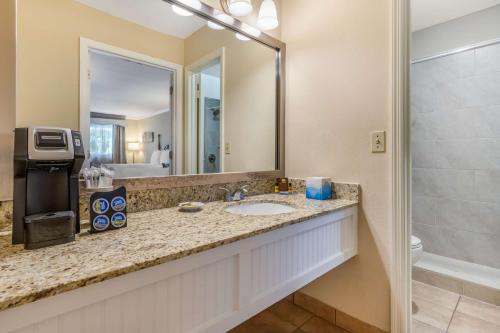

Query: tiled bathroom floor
[[413, 281, 500, 332], [229, 297, 347, 333]]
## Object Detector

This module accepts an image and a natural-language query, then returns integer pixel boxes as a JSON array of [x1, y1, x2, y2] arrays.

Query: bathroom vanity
[[0, 194, 357, 333]]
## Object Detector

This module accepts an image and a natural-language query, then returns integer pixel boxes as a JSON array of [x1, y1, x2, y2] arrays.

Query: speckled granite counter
[[0, 193, 357, 312]]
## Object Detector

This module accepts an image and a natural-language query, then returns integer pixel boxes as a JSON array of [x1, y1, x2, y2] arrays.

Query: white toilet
[[411, 235, 423, 265]]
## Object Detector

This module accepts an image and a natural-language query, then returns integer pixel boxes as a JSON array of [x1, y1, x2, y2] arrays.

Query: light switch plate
[[224, 142, 231, 155], [371, 131, 386, 153]]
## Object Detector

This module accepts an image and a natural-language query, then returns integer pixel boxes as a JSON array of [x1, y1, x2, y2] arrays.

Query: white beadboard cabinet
[[1, 206, 357, 333]]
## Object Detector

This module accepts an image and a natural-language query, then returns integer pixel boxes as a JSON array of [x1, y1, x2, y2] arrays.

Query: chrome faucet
[[220, 185, 249, 202]]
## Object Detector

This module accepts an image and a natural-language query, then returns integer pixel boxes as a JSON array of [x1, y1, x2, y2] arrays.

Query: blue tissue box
[[306, 177, 332, 200]]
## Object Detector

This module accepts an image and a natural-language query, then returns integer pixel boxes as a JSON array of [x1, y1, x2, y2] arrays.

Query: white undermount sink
[[224, 202, 297, 216]]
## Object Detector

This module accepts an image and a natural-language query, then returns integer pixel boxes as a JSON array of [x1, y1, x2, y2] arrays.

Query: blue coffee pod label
[[93, 215, 110, 231], [111, 196, 126, 211], [111, 212, 127, 228], [92, 198, 109, 214]]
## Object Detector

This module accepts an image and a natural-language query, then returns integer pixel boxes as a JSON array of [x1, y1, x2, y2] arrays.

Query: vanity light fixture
[[227, 0, 253, 17], [257, 0, 279, 30], [171, 0, 202, 16]]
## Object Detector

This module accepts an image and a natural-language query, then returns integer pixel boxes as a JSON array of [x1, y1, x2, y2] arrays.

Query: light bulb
[[228, 0, 253, 17], [257, 0, 279, 30], [235, 33, 250, 41]]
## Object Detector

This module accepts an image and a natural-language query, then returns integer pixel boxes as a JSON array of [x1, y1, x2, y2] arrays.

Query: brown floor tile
[[456, 296, 500, 327], [412, 280, 460, 310], [412, 319, 445, 333], [448, 311, 500, 333], [412, 295, 455, 331], [300, 317, 347, 333], [335, 310, 387, 333], [229, 310, 297, 333], [294, 292, 335, 324], [269, 299, 313, 327]]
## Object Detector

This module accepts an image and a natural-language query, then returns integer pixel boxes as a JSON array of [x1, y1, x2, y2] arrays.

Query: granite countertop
[[0, 193, 357, 312]]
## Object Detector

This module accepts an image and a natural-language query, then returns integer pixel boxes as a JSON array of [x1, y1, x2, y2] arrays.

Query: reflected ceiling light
[[172, 5, 193, 16], [235, 33, 250, 41], [257, 0, 279, 30], [228, 0, 253, 17], [171, 0, 202, 16], [207, 12, 232, 30], [241, 23, 261, 37], [207, 21, 224, 30]]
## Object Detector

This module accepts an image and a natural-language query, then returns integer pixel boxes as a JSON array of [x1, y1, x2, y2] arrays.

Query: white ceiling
[[411, 0, 500, 31], [90, 51, 173, 120], [76, 0, 206, 39]]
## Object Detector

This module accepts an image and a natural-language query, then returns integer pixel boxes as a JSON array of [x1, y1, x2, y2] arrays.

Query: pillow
[[159, 150, 170, 164], [150, 150, 161, 164]]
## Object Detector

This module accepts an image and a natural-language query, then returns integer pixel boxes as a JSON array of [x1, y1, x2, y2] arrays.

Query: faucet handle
[[240, 185, 249, 193], [219, 187, 232, 202]]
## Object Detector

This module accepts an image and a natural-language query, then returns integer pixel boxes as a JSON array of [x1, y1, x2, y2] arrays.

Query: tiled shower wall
[[411, 42, 500, 269]]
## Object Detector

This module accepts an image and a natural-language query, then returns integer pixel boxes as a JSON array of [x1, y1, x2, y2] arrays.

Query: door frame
[[185, 47, 226, 174], [79, 37, 184, 174], [391, 0, 411, 332]]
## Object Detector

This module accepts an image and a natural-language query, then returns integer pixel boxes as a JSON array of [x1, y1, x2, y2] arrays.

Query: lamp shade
[[127, 142, 141, 151], [257, 0, 279, 30], [228, 0, 253, 17]]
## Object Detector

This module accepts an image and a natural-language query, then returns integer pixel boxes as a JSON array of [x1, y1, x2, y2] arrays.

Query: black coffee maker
[[13, 127, 85, 249]]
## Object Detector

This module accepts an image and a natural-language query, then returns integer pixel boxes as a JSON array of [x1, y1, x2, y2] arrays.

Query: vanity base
[[1, 207, 357, 333]]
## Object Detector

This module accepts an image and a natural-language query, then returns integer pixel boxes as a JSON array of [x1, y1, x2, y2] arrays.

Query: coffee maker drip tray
[[23, 211, 76, 249]]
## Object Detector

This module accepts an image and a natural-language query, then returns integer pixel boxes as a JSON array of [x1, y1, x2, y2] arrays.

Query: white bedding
[[105, 163, 170, 178]]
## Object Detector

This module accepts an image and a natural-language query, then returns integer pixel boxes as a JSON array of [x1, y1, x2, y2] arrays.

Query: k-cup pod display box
[[89, 186, 127, 234]]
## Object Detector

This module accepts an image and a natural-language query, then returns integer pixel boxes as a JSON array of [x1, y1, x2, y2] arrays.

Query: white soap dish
[[178, 202, 204, 213]]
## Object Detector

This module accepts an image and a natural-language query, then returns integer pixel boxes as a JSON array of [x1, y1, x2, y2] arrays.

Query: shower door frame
[[392, 0, 411, 332]]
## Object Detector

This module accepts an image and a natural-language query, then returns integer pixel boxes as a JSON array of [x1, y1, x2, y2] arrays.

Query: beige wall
[[0, 0, 16, 201], [185, 26, 277, 173], [125, 119, 143, 163], [137, 112, 173, 164], [16, 0, 184, 130], [281, 0, 392, 331]]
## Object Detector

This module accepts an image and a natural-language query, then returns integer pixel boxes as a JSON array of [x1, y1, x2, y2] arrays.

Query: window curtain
[[113, 124, 127, 164], [89, 123, 127, 164], [89, 123, 113, 164]]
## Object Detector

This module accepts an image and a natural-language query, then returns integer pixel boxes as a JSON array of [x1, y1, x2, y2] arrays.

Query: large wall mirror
[[16, 0, 285, 179]]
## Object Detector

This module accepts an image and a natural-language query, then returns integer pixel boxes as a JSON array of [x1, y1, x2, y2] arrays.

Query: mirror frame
[[165, 0, 286, 177], [81, 0, 286, 180]]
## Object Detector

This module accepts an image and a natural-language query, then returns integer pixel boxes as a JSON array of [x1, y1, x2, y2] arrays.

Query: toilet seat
[[411, 235, 422, 249]]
